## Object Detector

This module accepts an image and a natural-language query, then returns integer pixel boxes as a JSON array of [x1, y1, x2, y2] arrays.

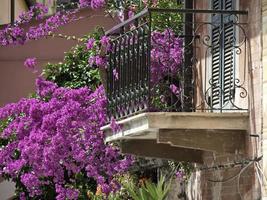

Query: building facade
[[0, 0, 28, 25], [101, 0, 267, 199], [0, 0, 266, 199]]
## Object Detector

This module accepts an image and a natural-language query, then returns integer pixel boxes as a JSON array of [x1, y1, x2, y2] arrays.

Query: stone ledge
[[101, 112, 249, 157], [102, 112, 249, 142]]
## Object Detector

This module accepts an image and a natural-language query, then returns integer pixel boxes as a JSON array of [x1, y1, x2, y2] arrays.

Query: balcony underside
[[101, 112, 249, 163]]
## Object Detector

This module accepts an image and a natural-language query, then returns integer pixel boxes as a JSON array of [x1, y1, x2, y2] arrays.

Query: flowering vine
[[79, 0, 106, 9], [17, 3, 49, 24], [86, 35, 111, 69], [151, 29, 183, 84], [0, 1, 107, 46], [0, 78, 132, 199], [0, 3, 48, 46]]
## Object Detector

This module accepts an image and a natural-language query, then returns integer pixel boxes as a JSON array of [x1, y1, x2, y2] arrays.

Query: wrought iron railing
[[104, 8, 248, 122]]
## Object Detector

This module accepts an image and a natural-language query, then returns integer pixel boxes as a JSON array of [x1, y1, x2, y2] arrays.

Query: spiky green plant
[[124, 174, 172, 200]]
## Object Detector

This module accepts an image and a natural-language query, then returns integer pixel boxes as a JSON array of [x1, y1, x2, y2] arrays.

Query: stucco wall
[[186, 0, 262, 199], [0, 8, 119, 107]]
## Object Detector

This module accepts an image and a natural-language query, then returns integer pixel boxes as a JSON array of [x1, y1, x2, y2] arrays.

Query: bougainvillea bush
[[0, 78, 132, 199]]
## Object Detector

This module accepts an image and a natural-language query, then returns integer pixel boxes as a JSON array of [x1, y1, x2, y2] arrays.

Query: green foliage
[[73, 172, 97, 200], [43, 30, 103, 89], [87, 173, 172, 200], [87, 173, 134, 200], [168, 161, 194, 181], [124, 174, 172, 200], [0, 117, 14, 148], [90, 192, 126, 200], [150, 0, 183, 33], [107, 0, 183, 33]]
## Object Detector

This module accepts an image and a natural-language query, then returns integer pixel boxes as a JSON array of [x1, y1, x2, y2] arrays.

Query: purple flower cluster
[[87, 36, 111, 69], [110, 117, 121, 133], [79, 0, 106, 9], [21, 173, 42, 197], [86, 38, 95, 50], [26, 12, 73, 40], [175, 170, 184, 179], [18, 3, 48, 24], [24, 57, 37, 72], [170, 84, 181, 97], [89, 29, 182, 84], [0, 3, 48, 46], [56, 185, 79, 200], [100, 36, 110, 49], [0, 26, 26, 46], [0, 78, 132, 199], [89, 55, 107, 68], [151, 29, 183, 83], [0, 10, 74, 46], [0, 0, 106, 46]]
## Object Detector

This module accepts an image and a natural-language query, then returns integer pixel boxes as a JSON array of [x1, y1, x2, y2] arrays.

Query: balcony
[[101, 8, 249, 163]]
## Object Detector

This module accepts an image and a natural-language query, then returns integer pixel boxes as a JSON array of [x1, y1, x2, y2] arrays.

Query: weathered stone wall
[[262, 0, 267, 197], [185, 0, 263, 199]]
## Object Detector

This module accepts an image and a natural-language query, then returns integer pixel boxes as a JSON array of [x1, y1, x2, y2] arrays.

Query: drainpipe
[[183, 0, 194, 111], [10, 0, 15, 25]]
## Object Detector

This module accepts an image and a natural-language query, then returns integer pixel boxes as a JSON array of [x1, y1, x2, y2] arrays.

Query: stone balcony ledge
[[101, 112, 249, 163]]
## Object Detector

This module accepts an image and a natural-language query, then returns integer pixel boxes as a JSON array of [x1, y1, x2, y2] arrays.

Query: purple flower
[[24, 57, 37, 71], [1, 7, 74, 46], [55, 185, 79, 200], [19, 192, 26, 200], [88, 55, 108, 68], [176, 170, 184, 179], [101, 183, 111, 194], [128, 10, 135, 18], [100, 36, 109, 47], [142, 0, 148, 6], [110, 117, 121, 133], [95, 55, 107, 68], [21, 173, 41, 197], [79, 0, 91, 8], [88, 56, 95, 66], [113, 68, 119, 80], [79, 0, 106, 9], [170, 84, 181, 97], [100, 36, 112, 52], [91, 0, 106, 9], [152, 0, 158, 6], [151, 29, 183, 83], [18, 3, 48, 24], [86, 38, 95, 50]]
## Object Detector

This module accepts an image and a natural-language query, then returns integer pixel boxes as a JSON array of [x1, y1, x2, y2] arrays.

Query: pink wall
[[0, 8, 119, 106]]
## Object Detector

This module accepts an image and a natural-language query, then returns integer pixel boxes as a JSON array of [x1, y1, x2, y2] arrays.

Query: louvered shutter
[[211, 0, 235, 109]]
